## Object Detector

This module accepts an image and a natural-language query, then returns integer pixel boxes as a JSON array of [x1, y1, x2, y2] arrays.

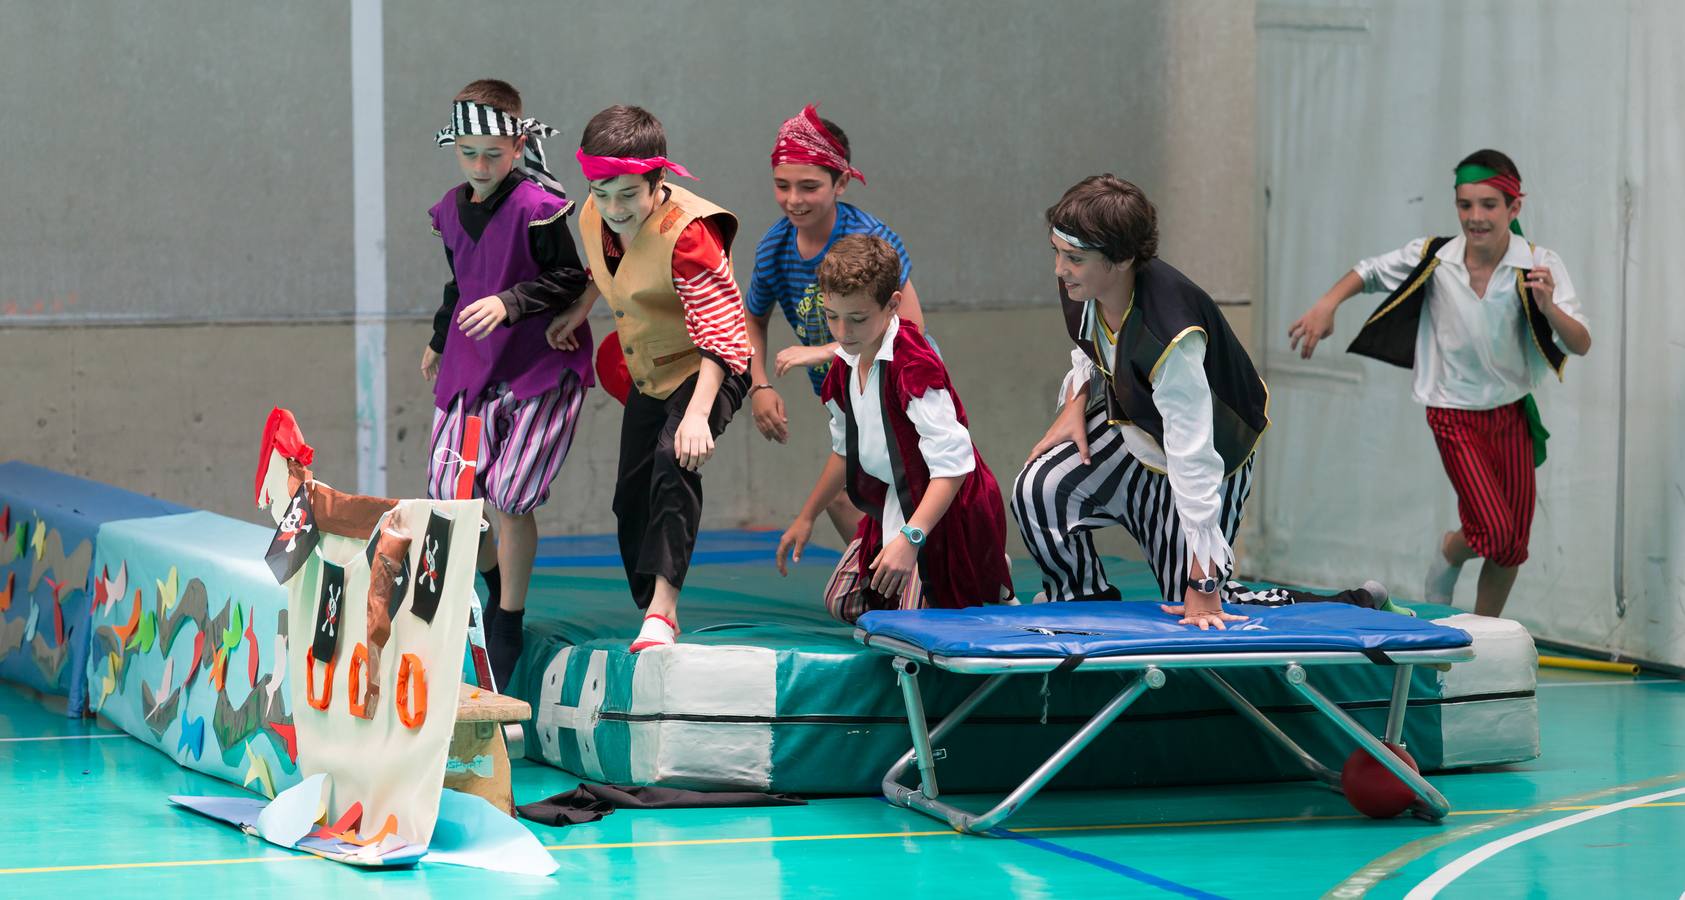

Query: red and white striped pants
[[1425, 402, 1536, 568]]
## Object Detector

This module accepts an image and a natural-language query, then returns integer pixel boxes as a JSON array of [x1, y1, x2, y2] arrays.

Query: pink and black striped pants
[[428, 372, 587, 516], [1425, 401, 1536, 568]]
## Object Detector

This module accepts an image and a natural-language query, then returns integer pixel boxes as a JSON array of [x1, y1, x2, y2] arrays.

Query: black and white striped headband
[[436, 100, 567, 196]]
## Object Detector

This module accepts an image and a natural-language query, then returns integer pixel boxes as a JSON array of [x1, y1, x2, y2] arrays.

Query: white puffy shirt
[[827, 316, 975, 538], [1353, 233, 1586, 410]]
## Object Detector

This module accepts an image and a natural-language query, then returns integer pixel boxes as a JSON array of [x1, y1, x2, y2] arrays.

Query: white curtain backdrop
[[1250, 0, 1685, 666]]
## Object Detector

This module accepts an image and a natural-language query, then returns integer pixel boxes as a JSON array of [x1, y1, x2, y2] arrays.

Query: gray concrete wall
[[1, 1, 1255, 566]]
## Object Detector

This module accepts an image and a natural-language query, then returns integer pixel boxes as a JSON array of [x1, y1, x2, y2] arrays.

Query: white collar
[[834, 314, 901, 368], [1437, 232, 1533, 271]]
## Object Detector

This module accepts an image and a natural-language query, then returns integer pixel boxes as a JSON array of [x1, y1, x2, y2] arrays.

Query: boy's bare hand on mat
[[776, 518, 812, 576], [458, 295, 509, 340], [420, 346, 440, 382], [1160, 588, 1248, 631], [674, 413, 715, 471]]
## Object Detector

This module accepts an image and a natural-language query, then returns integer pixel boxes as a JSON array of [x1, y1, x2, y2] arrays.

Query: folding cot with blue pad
[[855, 601, 1476, 834]]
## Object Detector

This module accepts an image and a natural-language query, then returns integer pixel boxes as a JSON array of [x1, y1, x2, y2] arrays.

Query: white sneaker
[[1424, 540, 1462, 605], [630, 614, 678, 653]]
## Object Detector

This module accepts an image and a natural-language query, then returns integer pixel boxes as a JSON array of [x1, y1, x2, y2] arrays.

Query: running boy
[[1287, 150, 1590, 617]]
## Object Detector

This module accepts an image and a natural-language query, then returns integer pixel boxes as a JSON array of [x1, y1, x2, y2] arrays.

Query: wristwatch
[[899, 524, 927, 547], [1192, 576, 1219, 594]]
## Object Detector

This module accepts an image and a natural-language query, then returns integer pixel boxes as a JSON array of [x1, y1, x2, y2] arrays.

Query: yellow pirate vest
[[579, 184, 739, 400]]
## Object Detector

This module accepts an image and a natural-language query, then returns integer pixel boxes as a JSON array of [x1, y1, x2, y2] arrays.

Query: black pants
[[614, 370, 749, 609]]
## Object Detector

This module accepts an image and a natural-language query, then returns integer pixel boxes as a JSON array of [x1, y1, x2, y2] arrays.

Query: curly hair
[[817, 234, 901, 307]]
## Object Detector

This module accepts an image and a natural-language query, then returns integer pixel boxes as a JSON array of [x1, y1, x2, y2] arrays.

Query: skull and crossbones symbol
[[277, 496, 313, 551]]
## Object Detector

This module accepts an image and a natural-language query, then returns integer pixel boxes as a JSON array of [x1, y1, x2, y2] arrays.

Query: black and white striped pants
[[1011, 405, 1301, 607]]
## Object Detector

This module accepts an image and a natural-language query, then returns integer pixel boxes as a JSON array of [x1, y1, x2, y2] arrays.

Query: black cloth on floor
[[516, 783, 807, 827]]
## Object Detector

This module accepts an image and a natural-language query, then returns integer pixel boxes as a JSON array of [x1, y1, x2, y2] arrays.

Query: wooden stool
[[444, 683, 531, 816]]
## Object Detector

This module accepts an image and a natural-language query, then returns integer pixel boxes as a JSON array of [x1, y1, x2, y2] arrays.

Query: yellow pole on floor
[[1538, 655, 1641, 675]]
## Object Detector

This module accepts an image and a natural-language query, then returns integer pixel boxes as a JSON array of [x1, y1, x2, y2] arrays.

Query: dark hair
[[580, 105, 667, 186], [818, 117, 851, 183], [454, 79, 523, 117], [818, 234, 901, 307], [1045, 174, 1158, 266]]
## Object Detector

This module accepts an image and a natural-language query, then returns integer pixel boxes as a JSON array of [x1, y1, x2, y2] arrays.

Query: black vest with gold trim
[[1347, 236, 1567, 378], [1061, 258, 1270, 476]]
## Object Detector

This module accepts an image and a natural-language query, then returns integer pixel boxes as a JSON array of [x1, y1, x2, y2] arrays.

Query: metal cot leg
[[1278, 663, 1450, 820], [882, 659, 1166, 834], [1195, 669, 1342, 790]]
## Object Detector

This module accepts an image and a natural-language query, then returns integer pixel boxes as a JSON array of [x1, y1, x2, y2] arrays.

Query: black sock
[[479, 565, 503, 629], [487, 608, 524, 693]]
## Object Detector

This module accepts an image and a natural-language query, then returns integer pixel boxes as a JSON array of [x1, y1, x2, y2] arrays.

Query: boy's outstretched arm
[[1287, 269, 1365, 359], [777, 452, 847, 575]]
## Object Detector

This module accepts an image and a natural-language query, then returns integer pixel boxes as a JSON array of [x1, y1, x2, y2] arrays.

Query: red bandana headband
[[575, 148, 696, 183], [771, 104, 865, 185]]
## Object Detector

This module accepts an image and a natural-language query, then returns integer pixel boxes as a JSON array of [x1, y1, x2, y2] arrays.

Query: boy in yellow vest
[[547, 106, 752, 651]]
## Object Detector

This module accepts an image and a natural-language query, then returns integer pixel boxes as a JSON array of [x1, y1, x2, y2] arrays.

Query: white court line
[[1537, 679, 1679, 689], [0, 733, 129, 743], [1405, 785, 1685, 898]]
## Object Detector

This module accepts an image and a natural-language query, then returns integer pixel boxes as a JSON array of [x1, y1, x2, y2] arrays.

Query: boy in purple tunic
[[424, 79, 593, 687]]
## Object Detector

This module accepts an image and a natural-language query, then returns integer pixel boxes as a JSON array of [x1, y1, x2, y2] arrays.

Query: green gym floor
[[2, 544, 1682, 898]]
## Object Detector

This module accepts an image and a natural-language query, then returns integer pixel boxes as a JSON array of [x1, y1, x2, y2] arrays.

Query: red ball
[[1340, 742, 1420, 819], [595, 331, 632, 405]]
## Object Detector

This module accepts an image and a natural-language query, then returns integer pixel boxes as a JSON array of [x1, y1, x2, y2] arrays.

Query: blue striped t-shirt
[[746, 203, 913, 395]]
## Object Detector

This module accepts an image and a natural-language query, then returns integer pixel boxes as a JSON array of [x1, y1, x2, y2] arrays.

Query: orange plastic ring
[[306, 654, 335, 711], [347, 643, 372, 719], [396, 653, 427, 729]]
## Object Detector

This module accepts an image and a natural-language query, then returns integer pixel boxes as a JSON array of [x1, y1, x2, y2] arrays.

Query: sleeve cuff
[[1057, 350, 1096, 409], [1182, 523, 1235, 582]]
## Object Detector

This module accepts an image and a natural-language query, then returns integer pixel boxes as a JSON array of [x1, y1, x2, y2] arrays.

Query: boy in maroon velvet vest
[[424, 79, 593, 686], [775, 235, 1012, 621]]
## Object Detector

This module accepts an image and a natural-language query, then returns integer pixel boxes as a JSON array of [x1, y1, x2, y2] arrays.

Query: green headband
[[1454, 164, 1524, 235]]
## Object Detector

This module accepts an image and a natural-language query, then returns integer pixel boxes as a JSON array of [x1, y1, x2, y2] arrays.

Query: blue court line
[[993, 829, 1227, 899]]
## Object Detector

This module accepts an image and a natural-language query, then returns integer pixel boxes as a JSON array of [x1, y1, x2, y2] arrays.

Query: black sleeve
[[431, 246, 459, 354], [498, 215, 589, 325]]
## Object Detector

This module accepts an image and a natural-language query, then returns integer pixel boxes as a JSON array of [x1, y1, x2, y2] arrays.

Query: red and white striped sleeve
[[672, 218, 752, 375]]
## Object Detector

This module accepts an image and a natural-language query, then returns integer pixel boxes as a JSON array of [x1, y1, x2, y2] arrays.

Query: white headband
[[1051, 226, 1099, 251]]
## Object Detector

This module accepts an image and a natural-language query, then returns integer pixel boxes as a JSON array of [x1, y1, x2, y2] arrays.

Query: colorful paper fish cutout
[[243, 744, 276, 799], [156, 567, 179, 613], [178, 714, 205, 760]]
